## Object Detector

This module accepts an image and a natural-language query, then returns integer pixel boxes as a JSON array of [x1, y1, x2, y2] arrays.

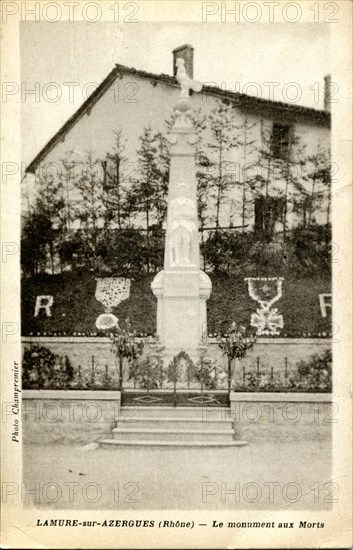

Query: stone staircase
[[99, 406, 247, 447]]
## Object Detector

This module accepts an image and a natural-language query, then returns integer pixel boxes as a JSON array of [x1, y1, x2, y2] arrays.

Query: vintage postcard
[[1, 0, 352, 548]]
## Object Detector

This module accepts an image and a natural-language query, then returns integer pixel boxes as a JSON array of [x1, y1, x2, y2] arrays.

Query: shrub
[[22, 345, 74, 389], [291, 348, 332, 392], [130, 358, 163, 389], [194, 357, 227, 390], [288, 224, 332, 275], [248, 238, 290, 275], [219, 322, 257, 360], [232, 348, 332, 393], [201, 230, 253, 274]]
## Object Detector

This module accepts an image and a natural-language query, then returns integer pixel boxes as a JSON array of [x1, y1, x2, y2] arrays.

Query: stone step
[[98, 405, 246, 449], [99, 438, 248, 448], [115, 417, 233, 431], [112, 427, 234, 442], [118, 406, 231, 420]]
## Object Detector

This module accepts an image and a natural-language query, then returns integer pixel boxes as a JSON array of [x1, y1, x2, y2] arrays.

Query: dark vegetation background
[[22, 268, 331, 337]]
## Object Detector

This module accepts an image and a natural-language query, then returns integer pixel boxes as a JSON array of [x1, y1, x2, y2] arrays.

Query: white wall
[[26, 71, 331, 229]]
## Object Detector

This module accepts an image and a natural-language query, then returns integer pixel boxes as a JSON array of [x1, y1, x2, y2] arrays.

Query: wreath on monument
[[167, 351, 194, 385]]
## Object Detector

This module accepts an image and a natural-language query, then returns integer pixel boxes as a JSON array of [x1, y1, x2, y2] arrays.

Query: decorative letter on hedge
[[34, 295, 54, 317], [319, 293, 332, 318]]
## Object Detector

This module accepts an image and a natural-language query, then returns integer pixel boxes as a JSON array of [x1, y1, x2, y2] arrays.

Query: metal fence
[[23, 354, 332, 393]]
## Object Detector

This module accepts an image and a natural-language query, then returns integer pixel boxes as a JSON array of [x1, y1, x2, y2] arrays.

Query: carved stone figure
[[169, 183, 197, 266], [175, 58, 202, 99]]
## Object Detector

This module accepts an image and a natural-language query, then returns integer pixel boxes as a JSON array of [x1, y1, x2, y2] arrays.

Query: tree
[[303, 142, 331, 226], [277, 134, 307, 240], [248, 123, 275, 202], [21, 173, 32, 215], [105, 227, 145, 274], [247, 123, 308, 242], [60, 154, 82, 232], [25, 171, 66, 273], [124, 126, 169, 272], [235, 117, 257, 231], [189, 109, 214, 268], [21, 211, 54, 276], [207, 101, 238, 229], [73, 152, 106, 270], [321, 154, 332, 225], [102, 130, 128, 230], [125, 126, 169, 229], [188, 110, 212, 228], [247, 125, 284, 242], [108, 318, 144, 390], [218, 322, 257, 393]]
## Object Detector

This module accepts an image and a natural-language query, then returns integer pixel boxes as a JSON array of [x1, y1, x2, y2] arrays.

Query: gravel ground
[[23, 433, 332, 511]]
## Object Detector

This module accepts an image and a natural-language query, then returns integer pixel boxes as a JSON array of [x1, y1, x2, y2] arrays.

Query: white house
[[24, 44, 331, 231]]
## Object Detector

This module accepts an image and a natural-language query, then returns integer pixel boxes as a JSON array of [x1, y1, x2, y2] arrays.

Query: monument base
[[151, 269, 212, 364]]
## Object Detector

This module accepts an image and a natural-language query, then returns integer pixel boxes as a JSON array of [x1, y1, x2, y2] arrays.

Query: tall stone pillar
[[151, 59, 212, 362]]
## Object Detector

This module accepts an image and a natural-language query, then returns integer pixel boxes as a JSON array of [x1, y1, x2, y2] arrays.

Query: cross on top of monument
[[175, 58, 202, 98]]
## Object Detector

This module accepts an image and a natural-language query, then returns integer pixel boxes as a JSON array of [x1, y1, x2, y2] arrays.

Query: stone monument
[[151, 58, 212, 362]]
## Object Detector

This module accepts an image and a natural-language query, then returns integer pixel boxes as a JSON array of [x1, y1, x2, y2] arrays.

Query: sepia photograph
[[1, 1, 352, 548]]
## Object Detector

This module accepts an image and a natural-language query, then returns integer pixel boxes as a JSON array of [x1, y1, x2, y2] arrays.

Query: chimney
[[172, 44, 194, 79], [324, 74, 331, 112]]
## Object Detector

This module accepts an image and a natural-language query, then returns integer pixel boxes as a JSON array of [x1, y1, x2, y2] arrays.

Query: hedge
[[21, 271, 331, 338]]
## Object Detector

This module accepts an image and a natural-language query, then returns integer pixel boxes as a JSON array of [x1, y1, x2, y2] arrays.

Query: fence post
[[105, 365, 108, 386], [200, 358, 204, 394], [147, 357, 151, 393], [133, 360, 136, 389], [256, 357, 260, 377], [227, 356, 232, 394], [284, 357, 288, 387], [159, 359, 164, 389], [119, 354, 123, 390], [91, 356, 95, 387], [173, 360, 177, 407]]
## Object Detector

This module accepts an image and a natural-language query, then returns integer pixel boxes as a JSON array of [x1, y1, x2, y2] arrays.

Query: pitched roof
[[26, 63, 331, 173]]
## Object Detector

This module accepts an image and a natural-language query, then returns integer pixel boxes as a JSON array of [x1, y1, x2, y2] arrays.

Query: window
[[271, 122, 293, 160], [101, 157, 121, 191]]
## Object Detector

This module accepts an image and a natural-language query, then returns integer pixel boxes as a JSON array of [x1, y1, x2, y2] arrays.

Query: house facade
[[24, 45, 331, 232]]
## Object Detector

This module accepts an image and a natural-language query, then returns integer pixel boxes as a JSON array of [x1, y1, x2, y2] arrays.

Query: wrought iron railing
[[22, 353, 331, 393]]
